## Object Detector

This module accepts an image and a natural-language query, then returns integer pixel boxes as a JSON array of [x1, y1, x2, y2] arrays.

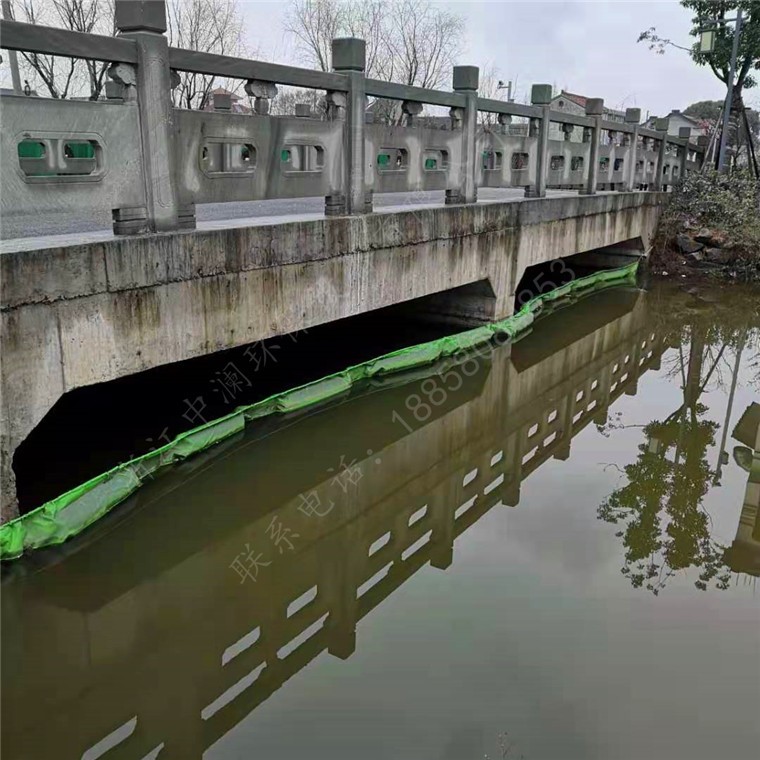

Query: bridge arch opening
[[12, 285, 494, 515], [513, 237, 645, 313]]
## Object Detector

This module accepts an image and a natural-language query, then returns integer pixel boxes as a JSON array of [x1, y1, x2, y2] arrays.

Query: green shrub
[[662, 169, 760, 247], [651, 170, 760, 278]]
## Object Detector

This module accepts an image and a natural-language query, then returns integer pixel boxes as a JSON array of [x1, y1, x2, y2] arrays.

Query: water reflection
[[1, 283, 758, 759], [725, 401, 760, 576], [598, 293, 760, 592]]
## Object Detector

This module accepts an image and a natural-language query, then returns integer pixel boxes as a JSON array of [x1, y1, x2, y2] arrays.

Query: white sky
[[239, 0, 740, 119], [1, 1, 750, 118]]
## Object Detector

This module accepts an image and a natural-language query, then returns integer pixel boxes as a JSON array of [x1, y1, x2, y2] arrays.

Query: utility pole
[[1, 0, 22, 93], [716, 9, 744, 173]]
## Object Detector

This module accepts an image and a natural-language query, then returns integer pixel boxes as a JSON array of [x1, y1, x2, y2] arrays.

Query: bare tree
[[284, 0, 343, 73], [342, 0, 388, 79], [8, 0, 247, 107], [284, 0, 464, 123], [167, 0, 247, 110], [269, 85, 326, 116], [478, 63, 505, 126], [384, 0, 463, 89], [14, 0, 114, 99]]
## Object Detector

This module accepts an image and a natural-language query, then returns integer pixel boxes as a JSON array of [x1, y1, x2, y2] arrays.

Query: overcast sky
[[240, 0, 742, 119], [1, 0, 749, 117]]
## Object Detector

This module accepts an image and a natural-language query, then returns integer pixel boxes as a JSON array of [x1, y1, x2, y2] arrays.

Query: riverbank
[[648, 170, 760, 281]]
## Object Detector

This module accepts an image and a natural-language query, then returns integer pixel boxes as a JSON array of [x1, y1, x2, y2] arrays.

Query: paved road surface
[[1, 188, 583, 253]]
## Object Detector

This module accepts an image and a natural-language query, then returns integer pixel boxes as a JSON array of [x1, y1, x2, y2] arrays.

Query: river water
[[2, 280, 759, 760]]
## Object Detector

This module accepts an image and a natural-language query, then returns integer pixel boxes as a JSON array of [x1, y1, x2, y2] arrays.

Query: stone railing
[[0, 0, 706, 235]]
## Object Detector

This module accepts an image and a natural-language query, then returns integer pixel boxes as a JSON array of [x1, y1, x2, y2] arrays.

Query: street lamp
[[496, 79, 515, 103], [698, 25, 716, 53], [699, 11, 745, 173]]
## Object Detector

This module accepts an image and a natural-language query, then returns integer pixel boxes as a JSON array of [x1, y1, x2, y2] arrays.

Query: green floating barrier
[[0, 261, 639, 561]]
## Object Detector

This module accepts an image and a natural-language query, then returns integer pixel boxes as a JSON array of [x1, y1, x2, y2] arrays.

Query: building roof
[[558, 91, 589, 109], [644, 110, 709, 132], [665, 110, 702, 126], [210, 87, 242, 101], [552, 90, 625, 118]]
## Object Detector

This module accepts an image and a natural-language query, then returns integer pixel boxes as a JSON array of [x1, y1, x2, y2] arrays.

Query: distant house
[[548, 91, 626, 143], [550, 91, 626, 123], [203, 87, 251, 114], [643, 110, 709, 137]]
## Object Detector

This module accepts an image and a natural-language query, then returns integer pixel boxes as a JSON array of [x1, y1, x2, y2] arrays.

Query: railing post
[[624, 107, 641, 192], [114, 0, 180, 233], [330, 37, 370, 215], [696, 135, 709, 172], [447, 65, 479, 205], [677, 126, 691, 179], [653, 118, 669, 191], [580, 97, 603, 196], [525, 84, 551, 198]]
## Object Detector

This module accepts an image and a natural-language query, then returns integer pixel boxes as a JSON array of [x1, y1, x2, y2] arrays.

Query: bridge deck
[[0, 188, 594, 254]]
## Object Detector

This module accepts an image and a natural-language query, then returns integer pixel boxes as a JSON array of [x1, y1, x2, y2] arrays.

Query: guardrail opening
[[17, 137, 101, 178], [377, 148, 408, 171], [483, 150, 503, 171], [423, 149, 449, 171], [511, 152, 529, 170], [201, 141, 257, 175], [281, 144, 324, 172]]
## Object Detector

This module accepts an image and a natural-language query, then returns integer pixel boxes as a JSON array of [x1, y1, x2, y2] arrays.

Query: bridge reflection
[[725, 402, 760, 577], [1, 287, 666, 759]]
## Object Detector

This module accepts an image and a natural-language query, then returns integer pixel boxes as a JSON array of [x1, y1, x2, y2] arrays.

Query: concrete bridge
[[0, 1, 706, 520], [1, 288, 666, 758]]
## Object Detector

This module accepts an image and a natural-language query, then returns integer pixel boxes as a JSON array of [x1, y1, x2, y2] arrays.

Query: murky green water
[[2, 281, 759, 760]]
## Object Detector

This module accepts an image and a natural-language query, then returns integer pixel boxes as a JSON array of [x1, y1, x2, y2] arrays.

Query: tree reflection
[[599, 409, 729, 594], [598, 313, 741, 594]]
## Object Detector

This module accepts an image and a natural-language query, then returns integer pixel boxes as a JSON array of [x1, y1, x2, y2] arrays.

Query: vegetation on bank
[[649, 170, 760, 279]]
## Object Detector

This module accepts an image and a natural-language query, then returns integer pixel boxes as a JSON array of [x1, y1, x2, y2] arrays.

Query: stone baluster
[[498, 113, 511, 136], [446, 65, 479, 205], [245, 79, 278, 115], [696, 135, 709, 171], [677, 126, 691, 178], [525, 84, 551, 198], [654, 117, 669, 191], [624, 107, 641, 192], [580, 97, 603, 196], [113, 0, 180, 234], [402, 99, 423, 127], [330, 37, 370, 215]]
